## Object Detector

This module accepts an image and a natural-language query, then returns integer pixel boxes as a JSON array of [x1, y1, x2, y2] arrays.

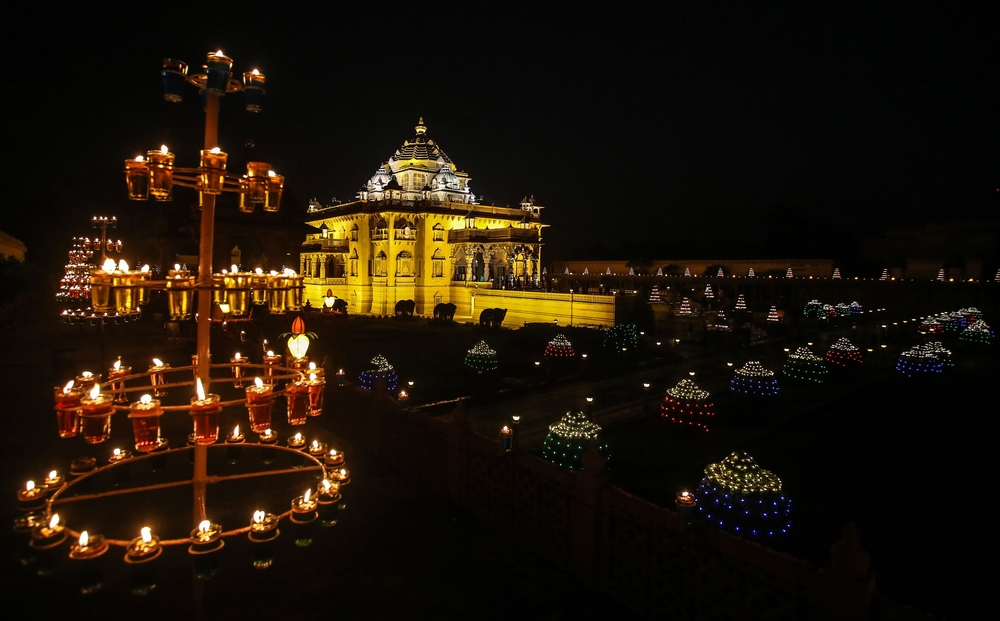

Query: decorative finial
[[415, 117, 426, 135]]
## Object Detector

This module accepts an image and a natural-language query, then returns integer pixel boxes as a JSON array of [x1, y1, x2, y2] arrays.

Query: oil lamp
[[306, 373, 325, 417], [307, 361, 324, 379], [75, 370, 100, 393], [248, 510, 279, 569], [398, 389, 409, 410], [31, 513, 67, 549], [124, 155, 149, 200], [17, 480, 46, 512], [125, 526, 161, 563], [245, 377, 275, 433], [500, 426, 512, 452], [80, 384, 114, 444], [285, 377, 309, 425], [330, 467, 351, 485], [89, 259, 116, 312], [189, 519, 224, 555], [324, 449, 344, 467], [287, 432, 306, 450], [109, 357, 131, 404], [317, 479, 341, 526], [258, 427, 278, 445], [113, 260, 140, 313], [54, 380, 82, 438], [189, 378, 221, 445], [290, 488, 317, 522], [161, 58, 188, 102], [226, 425, 245, 463], [336, 368, 345, 387], [243, 69, 266, 112], [676, 490, 697, 524], [205, 50, 233, 94], [69, 530, 109, 594], [166, 266, 194, 321], [263, 350, 282, 385], [129, 394, 164, 453], [308, 439, 327, 457], [147, 145, 175, 201], [109, 448, 132, 463], [243, 160, 270, 210], [149, 358, 170, 397], [43, 470, 65, 491], [263, 170, 284, 212], [69, 456, 97, 478], [230, 352, 248, 387], [200, 147, 228, 194]]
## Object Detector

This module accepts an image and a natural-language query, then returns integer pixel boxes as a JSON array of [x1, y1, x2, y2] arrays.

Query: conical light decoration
[[541, 410, 609, 470], [359, 355, 398, 391], [781, 347, 828, 384], [730, 361, 779, 397], [544, 334, 575, 359], [464, 340, 498, 372], [661, 378, 714, 432], [696, 452, 791, 538], [825, 338, 863, 367]]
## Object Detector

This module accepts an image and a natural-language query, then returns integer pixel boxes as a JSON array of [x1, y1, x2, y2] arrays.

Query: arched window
[[350, 224, 358, 242], [396, 250, 413, 277], [374, 251, 387, 277], [349, 248, 358, 277], [432, 249, 444, 278], [432, 223, 444, 242]]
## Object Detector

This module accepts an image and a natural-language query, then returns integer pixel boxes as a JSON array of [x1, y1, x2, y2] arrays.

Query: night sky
[[6, 3, 998, 263]]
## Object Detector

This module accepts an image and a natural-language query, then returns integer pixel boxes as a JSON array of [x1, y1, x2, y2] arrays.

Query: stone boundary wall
[[326, 386, 928, 621]]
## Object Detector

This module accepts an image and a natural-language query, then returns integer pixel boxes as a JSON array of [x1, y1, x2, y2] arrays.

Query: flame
[[160, 145, 169, 154], [234, 352, 241, 360], [113, 448, 121, 457], [231, 264, 238, 273], [309, 373, 317, 381], [102, 258, 116, 272], [270, 270, 278, 276], [26, 480, 34, 491], [303, 489, 311, 503], [312, 440, 319, 449], [141, 527, 151, 543], [268, 170, 276, 178], [48, 470, 57, 480], [681, 491, 690, 498], [79, 531, 89, 547], [321, 479, 331, 492], [118, 259, 129, 272], [63, 380, 74, 394], [141, 264, 150, 273], [152, 358, 163, 367], [263, 428, 272, 436], [329, 449, 337, 456], [82, 371, 93, 379], [215, 50, 224, 57], [89, 384, 100, 400], [198, 520, 211, 533], [113, 359, 121, 371], [196, 377, 206, 401], [308, 362, 316, 371], [339, 469, 347, 477], [233, 425, 240, 436], [255, 268, 263, 275], [251, 68, 259, 75], [253, 511, 265, 524], [210, 147, 221, 154], [266, 350, 274, 357], [338, 369, 344, 374], [135, 155, 144, 162], [293, 433, 302, 442], [501, 426, 510, 433], [49, 514, 60, 529], [174, 263, 181, 271], [140, 394, 152, 405], [254, 377, 263, 388]]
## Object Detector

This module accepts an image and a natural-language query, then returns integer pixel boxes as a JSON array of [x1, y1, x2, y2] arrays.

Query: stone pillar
[[319, 256, 326, 279]]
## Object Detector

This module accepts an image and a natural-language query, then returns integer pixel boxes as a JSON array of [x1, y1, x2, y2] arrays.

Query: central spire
[[415, 117, 426, 135]]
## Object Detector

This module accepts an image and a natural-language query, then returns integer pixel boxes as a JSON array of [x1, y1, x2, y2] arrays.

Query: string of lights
[[541, 410, 609, 470], [696, 452, 791, 538], [543, 334, 575, 359], [781, 347, 828, 384], [825, 338, 863, 367], [359, 355, 398, 391], [730, 361, 780, 397], [464, 341, 499, 372], [661, 378, 714, 432]]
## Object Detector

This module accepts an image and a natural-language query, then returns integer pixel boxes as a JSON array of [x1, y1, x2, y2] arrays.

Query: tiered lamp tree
[[541, 409, 609, 470], [464, 340, 498, 373], [604, 323, 638, 353], [57, 239, 94, 301], [735, 294, 747, 312], [661, 378, 715, 432], [677, 298, 693, 315], [648, 285, 662, 304], [696, 451, 791, 538], [785, 267, 794, 278], [825, 337, 863, 368], [747, 267, 756, 278], [959, 320, 994, 346], [896, 346, 944, 377], [717, 268, 725, 277], [684, 267, 692, 277], [543, 334, 576, 360], [832, 267, 841, 279], [730, 361, 780, 397], [923, 342, 955, 368], [782, 347, 828, 384], [936, 268, 945, 281], [359, 355, 399, 391], [918, 318, 944, 336], [766, 306, 780, 323], [880, 268, 888, 280], [713, 310, 730, 331], [704, 284, 714, 299]]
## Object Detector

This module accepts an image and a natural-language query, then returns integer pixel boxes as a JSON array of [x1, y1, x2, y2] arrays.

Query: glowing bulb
[[196, 377, 206, 401], [49, 514, 60, 529], [102, 258, 116, 271], [253, 510, 265, 524], [254, 377, 264, 388], [79, 531, 89, 547], [141, 527, 151, 543], [63, 380, 74, 393], [89, 384, 100, 400]]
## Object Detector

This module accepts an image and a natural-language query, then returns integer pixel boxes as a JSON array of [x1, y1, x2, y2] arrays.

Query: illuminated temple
[[301, 120, 615, 324]]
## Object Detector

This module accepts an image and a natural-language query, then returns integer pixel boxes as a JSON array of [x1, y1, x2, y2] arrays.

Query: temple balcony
[[302, 234, 349, 253], [448, 228, 539, 243]]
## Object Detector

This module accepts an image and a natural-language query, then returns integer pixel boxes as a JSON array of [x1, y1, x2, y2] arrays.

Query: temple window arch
[[396, 250, 413, 276], [432, 249, 444, 278], [374, 251, 387, 277], [350, 224, 359, 242], [432, 223, 444, 242]]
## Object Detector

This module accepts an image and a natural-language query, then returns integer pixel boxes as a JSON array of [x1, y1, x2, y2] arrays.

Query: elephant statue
[[331, 298, 348, 314], [394, 299, 415, 316], [434, 302, 457, 322], [479, 308, 507, 328]]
